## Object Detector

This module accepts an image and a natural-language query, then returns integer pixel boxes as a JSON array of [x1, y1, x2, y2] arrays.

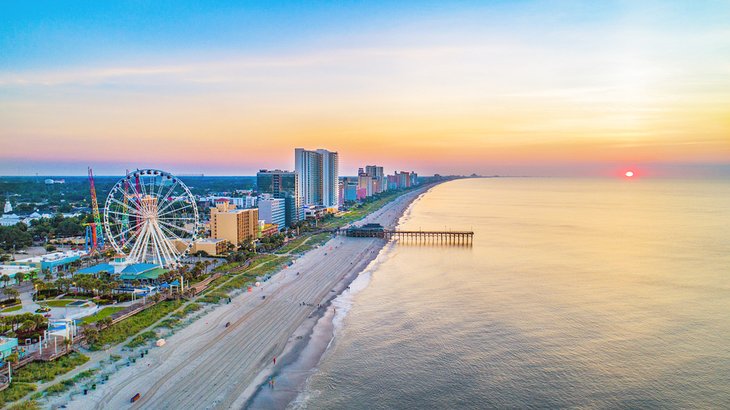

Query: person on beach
[[273, 356, 276, 365]]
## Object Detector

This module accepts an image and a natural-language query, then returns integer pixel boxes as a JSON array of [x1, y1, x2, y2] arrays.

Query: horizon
[[2, 1, 729, 177]]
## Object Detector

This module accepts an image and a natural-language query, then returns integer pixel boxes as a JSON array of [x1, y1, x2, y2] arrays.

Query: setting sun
[[625, 171, 635, 177]]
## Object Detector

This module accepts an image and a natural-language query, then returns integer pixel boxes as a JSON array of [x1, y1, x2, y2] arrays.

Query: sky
[[1, 0, 729, 177]]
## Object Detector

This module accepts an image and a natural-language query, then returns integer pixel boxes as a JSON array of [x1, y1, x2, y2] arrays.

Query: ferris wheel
[[103, 169, 200, 267]]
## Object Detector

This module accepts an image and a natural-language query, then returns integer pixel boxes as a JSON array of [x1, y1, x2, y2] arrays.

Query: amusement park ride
[[85, 168, 200, 267], [84, 167, 104, 252]]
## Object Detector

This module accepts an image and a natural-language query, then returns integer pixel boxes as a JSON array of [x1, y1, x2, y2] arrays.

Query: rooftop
[[16, 250, 86, 264]]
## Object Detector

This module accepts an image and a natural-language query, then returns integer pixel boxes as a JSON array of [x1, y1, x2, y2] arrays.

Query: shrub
[[90, 300, 181, 350], [126, 330, 157, 348], [0, 383, 36, 406], [182, 303, 202, 315], [12, 352, 89, 383], [7, 399, 40, 410]]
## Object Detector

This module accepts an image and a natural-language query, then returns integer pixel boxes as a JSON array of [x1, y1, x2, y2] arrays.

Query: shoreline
[[58, 185, 434, 410], [244, 187, 429, 409]]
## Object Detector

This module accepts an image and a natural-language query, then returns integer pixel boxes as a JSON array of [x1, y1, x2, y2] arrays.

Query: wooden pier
[[334, 226, 474, 246]]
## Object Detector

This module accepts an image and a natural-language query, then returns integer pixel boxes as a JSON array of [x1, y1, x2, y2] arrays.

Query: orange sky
[[1, 2, 729, 176]]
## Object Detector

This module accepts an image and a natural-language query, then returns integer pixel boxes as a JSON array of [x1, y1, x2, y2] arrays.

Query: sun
[[625, 170, 634, 177]]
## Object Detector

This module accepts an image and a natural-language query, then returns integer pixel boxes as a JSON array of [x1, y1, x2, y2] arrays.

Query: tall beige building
[[209, 200, 259, 246]]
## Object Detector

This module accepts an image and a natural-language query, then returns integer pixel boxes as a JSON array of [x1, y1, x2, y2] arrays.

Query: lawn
[[1, 304, 22, 312], [78, 306, 124, 325], [42, 299, 80, 308]]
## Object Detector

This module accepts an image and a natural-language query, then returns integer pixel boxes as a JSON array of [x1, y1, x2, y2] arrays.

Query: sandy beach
[[66, 186, 429, 410]]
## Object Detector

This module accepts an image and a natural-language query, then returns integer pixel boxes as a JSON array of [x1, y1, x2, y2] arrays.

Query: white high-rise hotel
[[294, 148, 339, 209]]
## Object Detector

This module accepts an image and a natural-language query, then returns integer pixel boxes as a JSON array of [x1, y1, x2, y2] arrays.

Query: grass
[[43, 368, 99, 396], [0, 383, 36, 407], [156, 318, 180, 329], [215, 256, 288, 294], [182, 303, 202, 315], [90, 300, 182, 350], [2, 304, 22, 312], [41, 299, 79, 308], [7, 398, 40, 410], [213, 261, 245, 273], [126, 330, 157, 348], [199, 292, 226, 304], [44, 379, 76, 395], [12, 352, 89, 383], [78, 306, 124, 325]]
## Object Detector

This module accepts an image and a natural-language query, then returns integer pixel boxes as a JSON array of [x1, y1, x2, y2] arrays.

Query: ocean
[[294, 177, 730, 409]]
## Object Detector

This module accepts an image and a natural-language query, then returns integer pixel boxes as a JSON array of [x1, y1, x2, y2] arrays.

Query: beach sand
[[66, 186, 429, 410]]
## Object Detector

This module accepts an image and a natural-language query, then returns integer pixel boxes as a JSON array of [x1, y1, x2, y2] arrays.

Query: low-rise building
[[259, 222, 279, 238], [0, 336, 18, 360], [258, 195, 286, 231], [0, 264, 38, 282], [192, 238, 229, 256], [8, 250, 85, 274]]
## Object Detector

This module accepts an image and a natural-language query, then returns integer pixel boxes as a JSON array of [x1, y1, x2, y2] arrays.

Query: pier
[[334, 224, 474, 246]]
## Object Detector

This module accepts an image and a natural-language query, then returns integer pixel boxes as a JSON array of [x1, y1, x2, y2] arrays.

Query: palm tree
[[43, 268, 53, 281], [1, 275, 10, 288], [19, 320, 37, 333], [3, 288, 19, 301]]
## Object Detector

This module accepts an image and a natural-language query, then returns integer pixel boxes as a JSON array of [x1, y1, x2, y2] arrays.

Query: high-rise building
[[365, 165, 386, 194], [257, 195, 286, 231], [295, 149, 321, 207], [358, 168, 373, 197], [209, 200, 259, 246], [257, 169, 302, 227], [340, 177, 359, 203], [388, 171, 418, 189], [295, 148, 339, 209], [318, 149, 339, 208]]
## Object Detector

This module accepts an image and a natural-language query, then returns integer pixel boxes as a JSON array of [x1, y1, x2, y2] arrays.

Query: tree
[[20, 319, 37, 332], [56, 218, 83, 237], [3, 287, 19, 300], [0, 224, 33, 250], [1, 275, 10, 288], [83, 327, 99, 345], [32, 279, 45, 295], [98, 317, 113, 330]]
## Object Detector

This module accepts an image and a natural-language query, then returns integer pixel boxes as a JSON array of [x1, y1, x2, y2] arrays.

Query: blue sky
[[1, 1, 729, 176]]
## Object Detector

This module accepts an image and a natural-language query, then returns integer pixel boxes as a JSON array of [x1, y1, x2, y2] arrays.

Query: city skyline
[[1, 1, 729, 177]]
